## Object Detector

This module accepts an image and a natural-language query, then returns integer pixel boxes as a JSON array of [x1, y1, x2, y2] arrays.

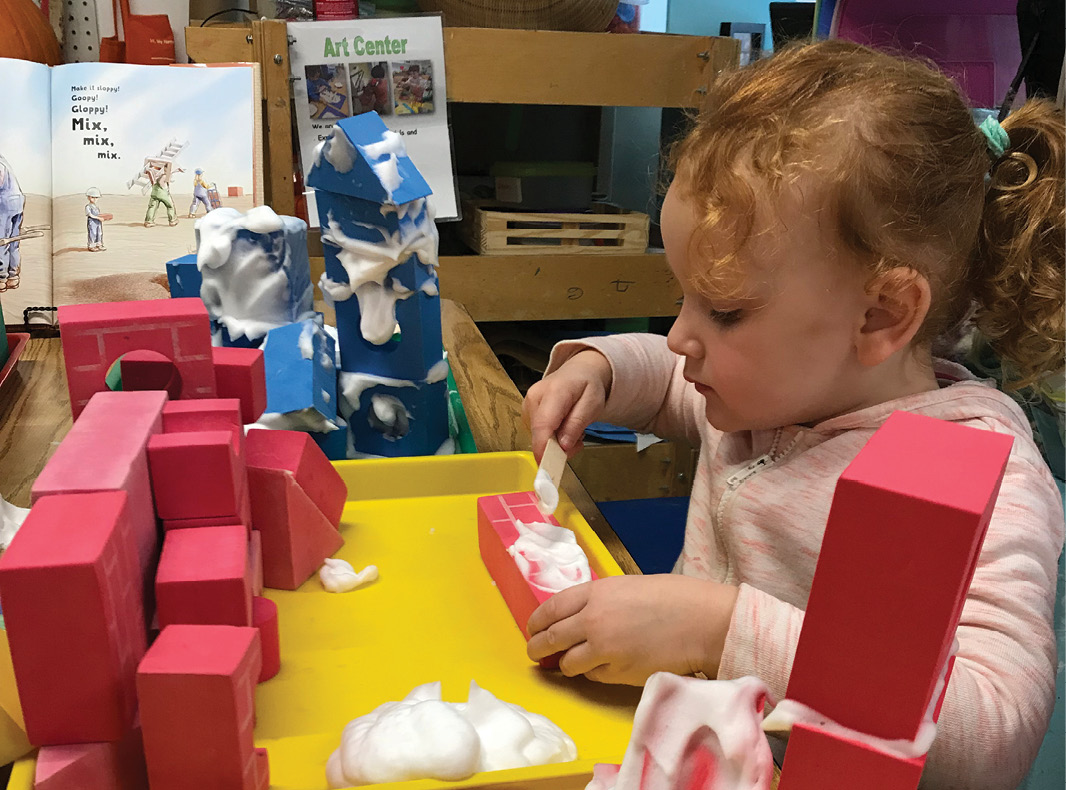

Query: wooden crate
[[459, 201, 650, 256]]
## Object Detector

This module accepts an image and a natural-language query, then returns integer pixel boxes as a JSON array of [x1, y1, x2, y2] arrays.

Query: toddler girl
[[523, 40, 1065, 788]]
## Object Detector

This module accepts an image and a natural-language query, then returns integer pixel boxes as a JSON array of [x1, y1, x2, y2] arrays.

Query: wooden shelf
[[444, 28, 736, 108], [438, 252, 680, 321], [187, 25, 738, 110]]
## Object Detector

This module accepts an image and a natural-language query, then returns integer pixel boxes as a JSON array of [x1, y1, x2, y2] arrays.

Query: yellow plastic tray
[[9, 452, 640, 790]]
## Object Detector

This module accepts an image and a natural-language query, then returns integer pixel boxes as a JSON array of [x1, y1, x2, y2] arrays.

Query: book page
[[49, 62, 257, 308], [0, 58, 54, 326]]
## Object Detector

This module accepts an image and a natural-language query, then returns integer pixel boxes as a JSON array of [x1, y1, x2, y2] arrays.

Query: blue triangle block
[[306, 111, 432, 205]]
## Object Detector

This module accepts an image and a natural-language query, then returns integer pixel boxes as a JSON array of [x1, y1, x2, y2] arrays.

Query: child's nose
[[666, 311, 703, 360]]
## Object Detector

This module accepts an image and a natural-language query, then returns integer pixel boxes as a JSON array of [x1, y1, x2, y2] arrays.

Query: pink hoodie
[[548, 333, 1064, 790]]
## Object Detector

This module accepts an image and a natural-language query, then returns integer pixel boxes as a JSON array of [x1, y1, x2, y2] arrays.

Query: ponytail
[[972, 99, 1065, 391]]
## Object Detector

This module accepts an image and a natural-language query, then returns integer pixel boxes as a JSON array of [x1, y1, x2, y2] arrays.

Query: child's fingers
[[557, 385, 601, 454], [526, 583, 591, 637], [557, 643, 606, 679], [527, 617, 586, 662], [528, 391, 579, 462]]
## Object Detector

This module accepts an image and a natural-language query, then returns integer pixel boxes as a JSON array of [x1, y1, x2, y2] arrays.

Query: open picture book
[[0, 58, 263, 325]]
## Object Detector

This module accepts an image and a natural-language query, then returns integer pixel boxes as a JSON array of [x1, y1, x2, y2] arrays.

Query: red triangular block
[[245, 430, 347, 527], [248, 467, 344, 590], [35, 727, 147, 790]]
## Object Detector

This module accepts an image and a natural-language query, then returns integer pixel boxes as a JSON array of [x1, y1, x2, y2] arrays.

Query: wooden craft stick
[[534, 436, 567, 515]]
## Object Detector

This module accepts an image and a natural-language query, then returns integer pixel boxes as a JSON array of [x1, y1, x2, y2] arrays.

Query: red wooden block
[[247, 466, 344, 590], [777, 725, 924, 790], [0, 492, 146, 745], [255, 748, 269, 790], [147, 430, 248, 521], [784, 412, 1012, 746], [119, 349, 182, 398], [35, 726, 147, 790], [137, 624, 264, 790], [58, 298, 216, 419], [162, 398, 244, 443], [212, 347, 267, 424], [246, 429, 347, 527], [252, 596, 280, 682], [249, 530, 263, 596], [156, 526, 253, 628], [477, 491, 598, 668], [32, 390, 167, 589]]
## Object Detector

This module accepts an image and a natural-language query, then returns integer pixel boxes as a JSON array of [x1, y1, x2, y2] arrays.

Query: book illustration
[[1, 154, 48, 293], [84, 187, 112, 252], [391, 60, 434, 115], [129, 141, 188, 228]]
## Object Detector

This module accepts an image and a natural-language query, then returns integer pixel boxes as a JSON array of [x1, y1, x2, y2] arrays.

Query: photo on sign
[[305, 64, 351, 120], [391, 60, 434, 115], [349, 61, 392, 117]]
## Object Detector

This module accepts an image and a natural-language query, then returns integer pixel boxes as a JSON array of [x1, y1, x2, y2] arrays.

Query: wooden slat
[[253, 20, 296, 217], [445, 28, 736, 108], [437, 253, 681, 321]]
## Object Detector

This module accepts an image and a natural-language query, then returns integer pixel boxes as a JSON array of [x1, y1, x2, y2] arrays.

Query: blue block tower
[[307, 112, 449, 458]]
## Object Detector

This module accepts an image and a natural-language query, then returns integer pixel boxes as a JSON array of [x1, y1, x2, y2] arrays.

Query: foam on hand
[[319, 558, 378, 593], [588, 674, 775, 790], [325, 680, 577, 788], [534, 469, 560, 516], [508, 519, 591, 594]]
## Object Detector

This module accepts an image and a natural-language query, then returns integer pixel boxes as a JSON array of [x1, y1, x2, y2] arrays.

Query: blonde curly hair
[[669, 39, 1065, 391]]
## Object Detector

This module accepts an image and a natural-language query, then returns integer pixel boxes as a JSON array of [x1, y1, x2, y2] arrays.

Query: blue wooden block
[[165, 254, 202, 299], [196, 208, 315, 348], [262, 317, 337, 422], [306, 112, 431, 206], [345, 378, 448, 458], [311, 422, 349, 461]]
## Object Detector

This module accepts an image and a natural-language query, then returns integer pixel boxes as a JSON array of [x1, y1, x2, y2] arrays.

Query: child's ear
[[855, 267, 931, 367]]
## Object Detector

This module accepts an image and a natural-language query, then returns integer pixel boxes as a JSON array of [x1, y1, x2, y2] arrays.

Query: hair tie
[[978, 115, 1010, 158]]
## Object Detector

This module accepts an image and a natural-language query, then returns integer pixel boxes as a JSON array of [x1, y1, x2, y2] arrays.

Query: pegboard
[[61, 0, 101, 62]]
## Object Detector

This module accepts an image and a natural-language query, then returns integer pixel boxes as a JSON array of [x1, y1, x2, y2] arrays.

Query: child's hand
[[523, 350, 612, 462], [526, 574, 739, 686]]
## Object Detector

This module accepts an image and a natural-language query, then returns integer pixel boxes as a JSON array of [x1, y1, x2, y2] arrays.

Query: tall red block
[[212, 347, 267, 424], [58, 298, 216, 418], [137, 624, 265, 790], [35, 726, 148, 790], [32, 390, 167, 588], [0, 492, 146, 745], [245, 429, 347, 526], [778, 412, 1013, 790], [247, 467, 344, 590], [156, 526, 253, 628], [249, 530, 264, 596], [147, 430, 249, 522], [477, 491, 598, 668]]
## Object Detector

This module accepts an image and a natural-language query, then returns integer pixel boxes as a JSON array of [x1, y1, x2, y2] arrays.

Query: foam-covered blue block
[[165, 254, 202, 299], [262, 317, 337, 421], [196, 207, 315, 348], [306, 112, 431, 206], [345, 378, 448, 458]]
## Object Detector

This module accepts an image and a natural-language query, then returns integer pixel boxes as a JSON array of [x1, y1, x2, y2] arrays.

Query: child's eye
[[709, 308, 743, 327]]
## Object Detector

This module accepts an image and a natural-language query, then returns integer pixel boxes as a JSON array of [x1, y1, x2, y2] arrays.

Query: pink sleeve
[[546, 334, 705, 444], [718, 449, 1063, 789]]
